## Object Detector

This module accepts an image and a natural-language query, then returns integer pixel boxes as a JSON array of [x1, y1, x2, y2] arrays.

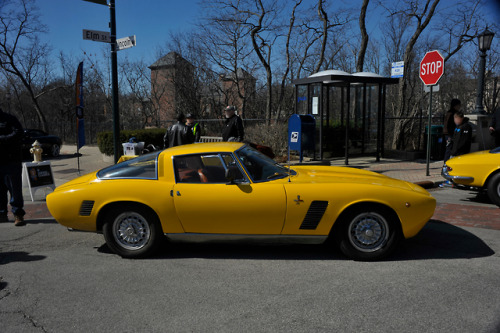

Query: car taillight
[[446, 166, 452, 172]]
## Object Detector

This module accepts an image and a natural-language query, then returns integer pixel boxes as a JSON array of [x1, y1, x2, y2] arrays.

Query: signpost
[[420, 50, 444, 176], [82, 0, 136, 163]]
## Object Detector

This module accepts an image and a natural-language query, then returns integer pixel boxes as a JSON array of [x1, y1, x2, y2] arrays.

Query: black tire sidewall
[[338, 206, 400, 261], [487, 173, 500, 207], [103, 205, 162, 258]]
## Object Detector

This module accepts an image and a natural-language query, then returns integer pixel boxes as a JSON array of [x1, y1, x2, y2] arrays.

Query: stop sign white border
[[419, 50, 444, 86]]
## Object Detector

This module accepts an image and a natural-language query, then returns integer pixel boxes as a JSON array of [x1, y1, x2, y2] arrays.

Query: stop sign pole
[[420, 50, 444, 176]]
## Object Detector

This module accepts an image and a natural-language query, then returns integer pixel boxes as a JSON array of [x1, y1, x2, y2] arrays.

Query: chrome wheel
[[112, 212, 151, 250], [347, 212, 389, 253]]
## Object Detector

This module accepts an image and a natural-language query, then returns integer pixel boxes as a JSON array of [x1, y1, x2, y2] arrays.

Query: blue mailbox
[[288, 114, 315, 162]]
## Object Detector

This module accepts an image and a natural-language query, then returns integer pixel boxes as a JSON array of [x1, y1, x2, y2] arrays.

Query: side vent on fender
[[79, 200, 95, 216], [299, 201, 329, 230]]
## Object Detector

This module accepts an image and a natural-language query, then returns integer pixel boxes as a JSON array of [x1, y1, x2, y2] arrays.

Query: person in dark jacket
[[186, 113, 201, 143], [443, 99, 461, 162], [222, 106, 244, 142], [163, 113, 195, 148], [450, 111, 472, 157], [489, 108, 500, 148], [0, 107, 26, 226]]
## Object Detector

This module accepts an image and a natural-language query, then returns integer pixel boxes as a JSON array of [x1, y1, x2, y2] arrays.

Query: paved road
[[1, 202, 500, 332]]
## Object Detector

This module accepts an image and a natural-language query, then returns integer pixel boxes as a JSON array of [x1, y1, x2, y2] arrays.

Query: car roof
[[160, 142, 245, 157]]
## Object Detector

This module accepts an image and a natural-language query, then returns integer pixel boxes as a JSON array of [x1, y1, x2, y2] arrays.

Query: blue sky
[[38, 0, 203, 64], [36, 0, 500, 68]]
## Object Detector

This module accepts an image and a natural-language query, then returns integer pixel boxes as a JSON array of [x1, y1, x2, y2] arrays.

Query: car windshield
[[490, 147, 500, 154], [97, 151, 160, 179], [235, 145, 294, 182]]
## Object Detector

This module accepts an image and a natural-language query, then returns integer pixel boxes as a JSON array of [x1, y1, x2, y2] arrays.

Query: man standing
[[443, 99, 461, 162], [186, 113, 201, 143], [0, 107, 26, 226], [489, 108, 500, 148], [163, 113, 195, 148], [222, 106, 244, 142], [450, 111, 473, 158]]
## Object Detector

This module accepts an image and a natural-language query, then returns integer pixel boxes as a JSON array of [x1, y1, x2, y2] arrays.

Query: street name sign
[[116, 35, 137, 51], [419, 50, 444, 86], [82, 29, 111, 43]]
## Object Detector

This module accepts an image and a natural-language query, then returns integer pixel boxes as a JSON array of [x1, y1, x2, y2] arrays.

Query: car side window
[[174, 153, 244, 184]]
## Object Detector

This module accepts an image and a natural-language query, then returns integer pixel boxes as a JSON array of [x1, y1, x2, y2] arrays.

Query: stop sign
[[419, 50, 444, 85]]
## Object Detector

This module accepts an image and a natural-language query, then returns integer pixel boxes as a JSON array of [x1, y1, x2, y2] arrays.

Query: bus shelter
[[293, 70, 399, 165]]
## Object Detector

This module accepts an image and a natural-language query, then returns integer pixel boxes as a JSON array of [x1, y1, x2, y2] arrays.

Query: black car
[[22, 129, 62, 157]]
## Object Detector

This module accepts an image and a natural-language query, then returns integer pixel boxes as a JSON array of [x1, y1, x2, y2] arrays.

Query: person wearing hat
[[222, 106, 244, 142], [163, 113, 195, 148], [185, 113, 201, 143]]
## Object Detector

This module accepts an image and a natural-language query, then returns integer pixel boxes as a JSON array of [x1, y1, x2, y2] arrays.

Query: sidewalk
[[19, 145, 445, 220]]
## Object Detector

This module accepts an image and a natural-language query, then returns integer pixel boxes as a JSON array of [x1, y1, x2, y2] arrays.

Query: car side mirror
[[225, 166, 247, 185]]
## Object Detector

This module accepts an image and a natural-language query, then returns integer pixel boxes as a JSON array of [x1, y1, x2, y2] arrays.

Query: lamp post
[[474, 27, 495, 114]]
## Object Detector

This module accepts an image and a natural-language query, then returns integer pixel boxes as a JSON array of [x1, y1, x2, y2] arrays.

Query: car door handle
[[176, 191, 181, 196]]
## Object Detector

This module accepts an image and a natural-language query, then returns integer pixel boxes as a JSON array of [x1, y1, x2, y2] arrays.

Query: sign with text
[[22, 161, 55, 201], [83, 29, 111, 43], [116, 35, 136, 51], [391, 61, 404, 78], [419, 50, 444, 86]]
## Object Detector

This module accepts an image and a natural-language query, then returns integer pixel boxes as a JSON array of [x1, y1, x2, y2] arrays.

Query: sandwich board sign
[[22, 161, 55, 201]]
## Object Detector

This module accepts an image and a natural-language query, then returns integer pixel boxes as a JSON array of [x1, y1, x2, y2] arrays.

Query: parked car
[[47, 142, 436, 261], [442, 147, 500, 207], [22, 129, 62, 157]]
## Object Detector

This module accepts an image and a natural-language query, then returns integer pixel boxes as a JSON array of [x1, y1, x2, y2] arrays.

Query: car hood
[[290, 165, 424, 193]]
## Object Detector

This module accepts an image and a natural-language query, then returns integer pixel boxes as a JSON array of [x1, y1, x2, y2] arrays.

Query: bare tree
[[0, 0, 52, 132]]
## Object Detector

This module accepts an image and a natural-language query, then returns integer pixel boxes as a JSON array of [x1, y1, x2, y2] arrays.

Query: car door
[[172, 153, 286, 234]]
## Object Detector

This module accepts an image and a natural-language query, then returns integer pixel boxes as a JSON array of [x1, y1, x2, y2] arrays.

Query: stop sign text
[[419, 50, 445, 86]]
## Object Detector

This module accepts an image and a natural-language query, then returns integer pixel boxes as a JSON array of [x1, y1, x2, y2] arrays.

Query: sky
[[37, 0, 204, 65], [29, 0, 500, 70]]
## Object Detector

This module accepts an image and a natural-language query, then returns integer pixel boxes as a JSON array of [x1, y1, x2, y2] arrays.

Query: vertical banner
[[75, 61, 85, 149]]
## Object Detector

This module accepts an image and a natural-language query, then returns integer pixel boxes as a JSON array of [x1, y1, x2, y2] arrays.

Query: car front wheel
[[51, 144, 60, 157], [103, 205, 163, 258], [337, 205, 401, 261], [487, 173, 500, 207]]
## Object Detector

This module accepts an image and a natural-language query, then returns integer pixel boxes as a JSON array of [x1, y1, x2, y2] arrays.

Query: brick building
[[149, 52, 196, 127]]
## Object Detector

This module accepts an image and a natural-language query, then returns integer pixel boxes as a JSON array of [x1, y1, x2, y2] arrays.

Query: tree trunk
[[356, 0, 369, 73]]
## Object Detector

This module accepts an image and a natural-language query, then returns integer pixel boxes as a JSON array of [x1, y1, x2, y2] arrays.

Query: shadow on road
[[0, 251, 46, 265], [97, 219, 494, 261], [391, 220, 495, 261]]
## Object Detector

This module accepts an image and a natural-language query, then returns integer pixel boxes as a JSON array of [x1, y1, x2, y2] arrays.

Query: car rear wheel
[[103, 205, 163, 258], [50, 144, 60, 157], [487, 173, 500, 207], [337, 205, 401, 261]]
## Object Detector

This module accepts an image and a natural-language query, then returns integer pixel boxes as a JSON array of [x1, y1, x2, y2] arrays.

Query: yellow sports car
[[442, 147, 500, 207], [47, 142, 435, 261]]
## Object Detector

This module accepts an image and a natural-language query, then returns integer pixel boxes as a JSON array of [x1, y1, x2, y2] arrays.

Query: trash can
[[424, 125, 444, 160]]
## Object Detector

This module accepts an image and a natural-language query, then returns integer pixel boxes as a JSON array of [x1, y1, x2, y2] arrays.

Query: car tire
[[103, 204, 163, 258], [50, 144, 60, 157], [487, 173, 500, 207], [337, 205, 401, 261]]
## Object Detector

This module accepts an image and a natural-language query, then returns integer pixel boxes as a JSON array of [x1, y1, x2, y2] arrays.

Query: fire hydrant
[[30, 140, 43, 163]]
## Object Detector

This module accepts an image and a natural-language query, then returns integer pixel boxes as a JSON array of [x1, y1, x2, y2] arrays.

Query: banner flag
[[75, 61, 85, 149]]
